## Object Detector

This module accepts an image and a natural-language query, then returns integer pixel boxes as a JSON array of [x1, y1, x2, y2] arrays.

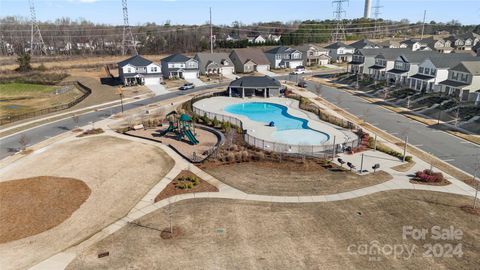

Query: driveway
[[185, 77, 206, 87], [257, 70, 278, 77], [222, 73, 239, 80], [146, 84, 169, 96]]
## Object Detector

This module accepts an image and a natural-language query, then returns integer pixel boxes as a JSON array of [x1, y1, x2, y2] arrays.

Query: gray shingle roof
[[194, 52, 234, 68], [230, 48, 270, 65], [265, 46, 299, 54], [356, 48, 411, 58], [161, 53, 192, 63], [118, 54, 152, 67], [325, 41, 353, 49], [229, 75, 281, 88], [451, 61, 480, 76], [349, 39, 379, 49], [426, 54, 480, 68]]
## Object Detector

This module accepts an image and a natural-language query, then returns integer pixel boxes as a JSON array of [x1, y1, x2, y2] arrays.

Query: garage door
[[144, 77, 161, 85], [256, 65, 270, 73], [182, 71, 198, 79], [221, 67, 234, 75]]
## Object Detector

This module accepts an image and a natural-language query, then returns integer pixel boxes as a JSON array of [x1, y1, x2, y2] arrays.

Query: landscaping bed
[[154, 170, 218, 202], [0, 176, 91, 243]]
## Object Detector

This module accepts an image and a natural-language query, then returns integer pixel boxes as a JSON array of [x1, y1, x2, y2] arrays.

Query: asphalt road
[[0, 82, 229, 159], [306, 80, 480, 176], [2, 69, 477, 177]]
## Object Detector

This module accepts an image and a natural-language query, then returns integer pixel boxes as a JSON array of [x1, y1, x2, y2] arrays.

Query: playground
[[126, 111, 221, 162]]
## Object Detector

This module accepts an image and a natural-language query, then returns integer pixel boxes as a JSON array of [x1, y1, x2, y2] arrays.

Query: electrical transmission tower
[[372, 0, 383, 39], [29, 0, 47, 55], [121, 0, 137, 55], [331, 0, 348, 43]]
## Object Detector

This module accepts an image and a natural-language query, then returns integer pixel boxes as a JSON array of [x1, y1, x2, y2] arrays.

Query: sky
[[0, 0, 479, 26]]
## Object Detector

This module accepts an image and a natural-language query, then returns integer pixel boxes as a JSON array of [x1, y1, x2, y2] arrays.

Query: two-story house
[[160, 54, 199, 79], [264, 46, 304, 69], [378, 40, 400, 48], [420, 37, 453, 53], [347, 48, 406, 75], [296, 44, 330, 66], [438, 61, 480, 102], [448, 33, 480, 51], [385, 51, 439, 86], [348, 39, 380, 50], [118, 54, 162, 86], [408, 54, 480, 92], [194, 52, 235, 76], [247, 34, 266, 44], [400, 39, 432, 51], [324, 41, 355, 63], [368, 49, 412, 81], [229, 48, 271, 73]]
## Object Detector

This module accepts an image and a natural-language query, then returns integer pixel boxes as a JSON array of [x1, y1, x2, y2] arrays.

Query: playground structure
[[160, 111, 199, 145]]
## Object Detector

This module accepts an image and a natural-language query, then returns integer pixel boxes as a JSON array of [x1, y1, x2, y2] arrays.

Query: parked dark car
[[179, 83, 195, 90], [297, 81, 307, 88]]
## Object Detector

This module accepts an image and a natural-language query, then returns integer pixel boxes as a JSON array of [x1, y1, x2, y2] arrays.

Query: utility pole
[[121, 0, 137, 55], [29, 0, 47, 55], [210, 7, 213, 54], [372, 0, 383, 39], [421, 10, 427, 40], [331, 0, 348, 42]]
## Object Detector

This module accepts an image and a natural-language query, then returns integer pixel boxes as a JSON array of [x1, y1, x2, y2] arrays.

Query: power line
[[121, 0, 137, 55], [29, 0, 47, 55], [331, 0, 348, 42]]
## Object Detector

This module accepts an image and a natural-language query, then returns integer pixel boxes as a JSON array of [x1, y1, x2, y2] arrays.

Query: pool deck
[[193, 96, 356, 146]]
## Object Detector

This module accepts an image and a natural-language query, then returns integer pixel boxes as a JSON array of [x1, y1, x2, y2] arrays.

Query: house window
[[419, 67, 424, 73], [151, 67, 157, 72], [425, 68, 430, 74], [127, 67, 132, 73], [461, 74, 468, 82], [430, 69, 435, 76]]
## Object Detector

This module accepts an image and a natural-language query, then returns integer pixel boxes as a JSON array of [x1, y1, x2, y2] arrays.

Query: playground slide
[[184, 129, 199, 145], [159, 123, 175, 136]]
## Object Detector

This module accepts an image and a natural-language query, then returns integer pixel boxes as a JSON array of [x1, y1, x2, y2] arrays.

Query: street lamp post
[[117, 87, 124, 114]]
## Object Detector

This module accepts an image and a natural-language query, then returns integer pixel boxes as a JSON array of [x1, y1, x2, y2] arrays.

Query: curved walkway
[[29, 129, 477, 270]]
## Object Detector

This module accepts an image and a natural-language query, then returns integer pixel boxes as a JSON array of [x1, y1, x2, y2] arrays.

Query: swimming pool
[[225, 102, 330, 145]]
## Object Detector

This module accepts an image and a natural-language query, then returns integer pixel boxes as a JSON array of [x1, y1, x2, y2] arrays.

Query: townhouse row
[[347, 48, 480, 103]]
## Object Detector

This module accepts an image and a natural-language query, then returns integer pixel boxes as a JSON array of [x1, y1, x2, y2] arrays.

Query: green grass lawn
[[0, 83, 56, 97]]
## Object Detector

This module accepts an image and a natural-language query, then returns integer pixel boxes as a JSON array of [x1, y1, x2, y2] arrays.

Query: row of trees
[[1, 16, 478, 56]]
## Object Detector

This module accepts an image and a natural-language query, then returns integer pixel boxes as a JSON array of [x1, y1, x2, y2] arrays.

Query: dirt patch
[[0, 135, 174, 270], [0, 176, 90, 244], [202, 161, 392, 196], [392, 161, 416, 172], [154, 170, 218, 202], [160, 226, 183, 239], [67, 191, 480, 270]]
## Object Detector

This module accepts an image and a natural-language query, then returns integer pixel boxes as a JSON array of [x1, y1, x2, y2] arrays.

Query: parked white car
[[292, 66, 305, 74]]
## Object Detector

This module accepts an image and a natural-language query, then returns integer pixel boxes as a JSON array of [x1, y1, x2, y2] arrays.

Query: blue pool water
[[225, 102, 330, 145]]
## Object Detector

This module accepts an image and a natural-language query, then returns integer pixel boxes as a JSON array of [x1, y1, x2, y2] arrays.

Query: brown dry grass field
[[203, 161, 392, 196], [66, 191, 480, 270], [0, 135, 174, 270], [0, 176, 91, 243]]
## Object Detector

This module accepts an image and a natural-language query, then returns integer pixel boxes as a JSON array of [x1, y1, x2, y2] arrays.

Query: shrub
[[241, 151, 249, 161], [226, 152, 235, 162], [414, 169, 444, 183], [405, 156, 413, 162], [253, 151, 265, 161]]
